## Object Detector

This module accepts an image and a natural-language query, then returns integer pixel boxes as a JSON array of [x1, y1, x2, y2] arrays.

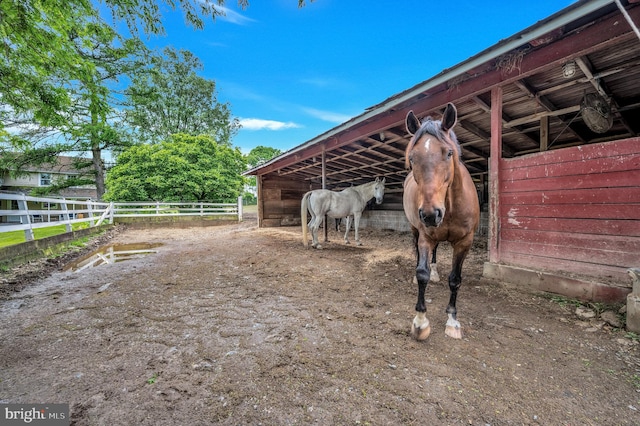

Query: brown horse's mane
[[405, 117, 462, 169]]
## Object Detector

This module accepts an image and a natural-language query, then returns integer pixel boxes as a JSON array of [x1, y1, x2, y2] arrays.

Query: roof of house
[[22, 156, 89, 175]]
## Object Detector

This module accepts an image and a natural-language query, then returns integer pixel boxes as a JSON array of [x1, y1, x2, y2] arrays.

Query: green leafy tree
[[0, 0, 245, 198], [243, 145, 281, 203], [125, 47, 239, 145], [0, 0, 238, 139], [104, 134, 246, 202], [2, 19, 147, 199], [246, 145, 282, 168]]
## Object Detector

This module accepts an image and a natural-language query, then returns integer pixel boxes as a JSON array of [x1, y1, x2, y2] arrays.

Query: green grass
[[544, 294, 583, 308], [243, 204, 258, 214], [41, 234, 94, 259], [0, 222, 91, 249]]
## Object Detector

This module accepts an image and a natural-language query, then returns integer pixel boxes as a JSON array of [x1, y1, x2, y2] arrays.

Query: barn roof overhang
[[245, 0, 640, 194]]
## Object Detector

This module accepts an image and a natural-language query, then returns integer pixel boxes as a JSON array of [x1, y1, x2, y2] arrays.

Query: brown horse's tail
[[301, 191, 311, 248]]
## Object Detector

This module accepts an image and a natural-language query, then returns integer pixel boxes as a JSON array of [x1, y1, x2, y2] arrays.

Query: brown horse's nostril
[[434, 208, 444, 223], [418, 208, 427, 223], [418, 207, 445, 227]]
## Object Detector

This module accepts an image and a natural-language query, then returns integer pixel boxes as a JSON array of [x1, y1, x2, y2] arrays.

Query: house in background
[[1, 155, 97, 199], [0, 156, 98, 224]]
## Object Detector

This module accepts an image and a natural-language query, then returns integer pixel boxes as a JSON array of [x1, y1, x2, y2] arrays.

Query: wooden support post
[[322, 147, 328, 242], [489, 87, 503, 264], [540, 115, 549, 151], [88, 201, 95, 226], [18, 194, 35, 242], [257, 175, 264, 227], [61, 198, 72, 233]]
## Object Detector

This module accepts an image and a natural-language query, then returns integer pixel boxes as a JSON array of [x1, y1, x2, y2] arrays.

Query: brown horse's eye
[[447, 149, 454, 159]]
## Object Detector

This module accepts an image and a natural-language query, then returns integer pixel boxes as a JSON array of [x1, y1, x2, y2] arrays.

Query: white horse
[[301, 177, 386, 249]]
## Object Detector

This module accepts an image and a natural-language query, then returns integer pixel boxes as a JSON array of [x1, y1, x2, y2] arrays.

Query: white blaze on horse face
[[423, 137, 431, 153], [375, 184, 384, 203]]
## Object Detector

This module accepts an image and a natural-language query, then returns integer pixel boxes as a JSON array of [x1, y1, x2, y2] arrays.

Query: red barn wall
[[492, 137, 640, 300]]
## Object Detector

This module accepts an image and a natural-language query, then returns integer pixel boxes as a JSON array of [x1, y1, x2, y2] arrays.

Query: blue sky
[[147, 0, 577, 155]]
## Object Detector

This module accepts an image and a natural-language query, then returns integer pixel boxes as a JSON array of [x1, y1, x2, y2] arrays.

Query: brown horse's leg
[[411, 229, 433, 341], [444, 240, 472, 339]]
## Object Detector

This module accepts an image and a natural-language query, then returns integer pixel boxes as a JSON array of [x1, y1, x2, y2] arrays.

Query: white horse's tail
[[301, 191, 311, 248]]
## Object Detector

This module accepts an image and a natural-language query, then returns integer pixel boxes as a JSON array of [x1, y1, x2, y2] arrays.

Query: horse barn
[[245, 0, 640, 303]]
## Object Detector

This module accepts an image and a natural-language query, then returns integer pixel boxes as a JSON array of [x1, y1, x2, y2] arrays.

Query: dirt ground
[[1, 216, 639, 425]]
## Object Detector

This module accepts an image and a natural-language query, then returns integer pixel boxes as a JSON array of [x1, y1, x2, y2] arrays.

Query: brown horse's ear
[[406, 110, 421, 135], [441, 103, 457, 132]]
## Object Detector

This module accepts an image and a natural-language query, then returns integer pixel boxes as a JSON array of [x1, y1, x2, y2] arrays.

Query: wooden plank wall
[[498, 137, 640, 287], [259, 175, 316, 227]]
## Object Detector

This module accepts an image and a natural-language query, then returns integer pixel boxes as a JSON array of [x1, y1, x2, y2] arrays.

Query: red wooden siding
[[498, 137, 640, 286]]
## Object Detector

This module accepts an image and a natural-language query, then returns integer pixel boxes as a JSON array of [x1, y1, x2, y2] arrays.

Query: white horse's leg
[[309, 212, 320, 249], [311, 215, 324, 249], [353, 213, 362, 246], [343, 216, 351, 244], [314, 217, 324, 249]]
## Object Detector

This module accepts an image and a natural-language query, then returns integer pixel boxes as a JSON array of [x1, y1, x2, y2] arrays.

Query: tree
[[104, 134, 246, 202], [0, 0, 245, 199], [125, 47, 238, 145], [1, 0, 238, 138], [2, 15, 148, 199], [243, 145, 281, 203], [1, 0, 92, 136], [246, 146, 282, 168]]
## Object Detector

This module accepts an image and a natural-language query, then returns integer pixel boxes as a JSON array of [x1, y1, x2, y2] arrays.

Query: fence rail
[[0, 193, 243, 242]]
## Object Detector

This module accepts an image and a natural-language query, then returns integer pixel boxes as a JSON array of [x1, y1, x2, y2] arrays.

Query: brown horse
[[402, 103, 479, 340]]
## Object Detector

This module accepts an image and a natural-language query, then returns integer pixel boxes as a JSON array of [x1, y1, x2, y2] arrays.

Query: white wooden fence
[[0, 193, 243, 242]]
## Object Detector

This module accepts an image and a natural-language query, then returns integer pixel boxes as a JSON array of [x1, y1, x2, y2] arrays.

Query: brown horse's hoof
[[445, 325, 462, 339], [411, 321, 431, 341], [445, 315, 462, 339]]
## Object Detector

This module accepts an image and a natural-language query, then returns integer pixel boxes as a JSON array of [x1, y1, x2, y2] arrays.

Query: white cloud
[[239, 118, 301, 131], [213, 5, 256, 25], [302, 107, 353, 124]]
